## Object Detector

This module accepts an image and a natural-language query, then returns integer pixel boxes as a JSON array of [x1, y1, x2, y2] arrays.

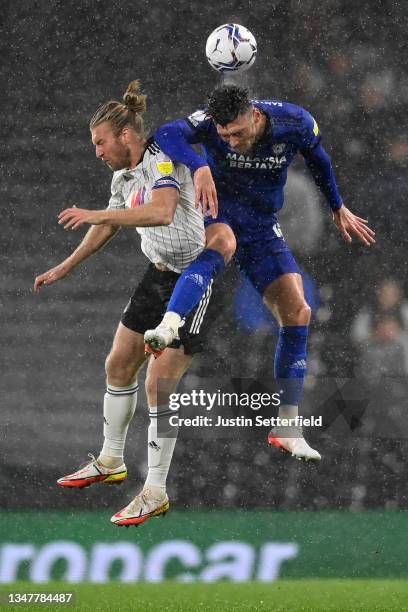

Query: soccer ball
[[205, 23, 257, 73]]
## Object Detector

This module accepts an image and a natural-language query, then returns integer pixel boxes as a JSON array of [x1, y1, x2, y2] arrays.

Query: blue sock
[[167, 249, 225, 318], [274, 326, 308, 406]]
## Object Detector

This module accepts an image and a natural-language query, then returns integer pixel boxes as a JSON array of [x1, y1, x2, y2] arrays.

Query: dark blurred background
[[1, 0, 408, 511]]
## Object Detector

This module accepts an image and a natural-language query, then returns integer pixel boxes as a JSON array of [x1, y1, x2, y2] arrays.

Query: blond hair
[[89, 80, 147, 136]]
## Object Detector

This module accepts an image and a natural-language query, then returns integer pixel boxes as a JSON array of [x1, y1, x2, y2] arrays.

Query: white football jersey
[[108, 140, 205, 273]]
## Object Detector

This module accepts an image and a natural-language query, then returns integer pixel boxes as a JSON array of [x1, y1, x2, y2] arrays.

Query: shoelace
[[128, 490, 151, 515], [127, 489, 167, 515], [73, 452, 97, 472]]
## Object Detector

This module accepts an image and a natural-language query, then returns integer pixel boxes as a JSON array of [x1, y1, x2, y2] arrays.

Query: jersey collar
[[121, 137, 153, 180]]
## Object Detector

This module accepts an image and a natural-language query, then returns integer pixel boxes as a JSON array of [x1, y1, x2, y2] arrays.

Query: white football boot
[[144, 325, 178, 358], [57, 453, 127, 488], [268, 428, 321, 461], [111, 486, 169, 527]]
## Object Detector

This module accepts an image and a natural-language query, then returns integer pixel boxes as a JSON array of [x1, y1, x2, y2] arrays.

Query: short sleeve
[[108, 172, 126, 209], [150, 152, 182, 191]]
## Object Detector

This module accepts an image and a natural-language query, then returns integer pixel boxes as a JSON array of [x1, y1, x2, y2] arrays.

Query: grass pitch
[[1, 580, 408, 611]]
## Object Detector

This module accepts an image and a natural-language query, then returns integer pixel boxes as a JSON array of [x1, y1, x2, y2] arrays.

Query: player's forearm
[[100, 205, 174, 227], [302, 144, 343, 211], [65, 224, 118, 269], [155, 120, 208, 174]]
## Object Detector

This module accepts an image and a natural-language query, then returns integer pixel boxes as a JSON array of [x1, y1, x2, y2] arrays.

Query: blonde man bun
[[89, 80, 147, 137], [123, 80, 147, 114]]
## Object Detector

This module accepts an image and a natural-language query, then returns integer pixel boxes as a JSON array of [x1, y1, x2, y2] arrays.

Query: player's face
[[216, 107, 264, 153], [91, 122, 132, 171]]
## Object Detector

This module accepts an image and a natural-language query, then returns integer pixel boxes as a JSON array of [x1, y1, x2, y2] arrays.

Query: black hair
[[207, 85, 252, 126]]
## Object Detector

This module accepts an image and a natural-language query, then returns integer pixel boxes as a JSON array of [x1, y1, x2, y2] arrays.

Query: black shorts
[[121, 263, 216, 355]]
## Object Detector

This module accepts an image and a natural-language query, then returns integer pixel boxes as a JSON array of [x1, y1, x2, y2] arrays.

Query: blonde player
[[34, 81, 215, 527]]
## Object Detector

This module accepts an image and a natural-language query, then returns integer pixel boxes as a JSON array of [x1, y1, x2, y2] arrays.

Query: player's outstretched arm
[[302, 143, 375, 246], [58, 187, 179, 230], [34, 223, 118, 292], [332, 205, 375, 246]]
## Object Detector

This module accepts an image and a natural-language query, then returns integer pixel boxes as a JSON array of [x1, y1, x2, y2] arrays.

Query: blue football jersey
[[155, 100, 343, 242]]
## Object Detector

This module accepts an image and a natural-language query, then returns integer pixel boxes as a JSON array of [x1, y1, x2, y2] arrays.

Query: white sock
[[99, 381, 138, 467], [145, 406, 178, 489], [278, 404, 298, 421], [161, 311, 182, 331], [277, 404, 301, 437]]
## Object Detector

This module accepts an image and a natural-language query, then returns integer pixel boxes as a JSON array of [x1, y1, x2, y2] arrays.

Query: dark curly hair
[[207, 85, 252, 126]]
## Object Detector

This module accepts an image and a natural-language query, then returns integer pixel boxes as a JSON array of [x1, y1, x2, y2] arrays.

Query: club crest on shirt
[[272, 143, 286, 155]]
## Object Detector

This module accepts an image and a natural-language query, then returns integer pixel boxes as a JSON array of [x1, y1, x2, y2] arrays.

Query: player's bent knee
[[293, 303, 312, 326], [280, 302, 311, 326], [207, 233, 236, 263], [105, 352, 136, 387]]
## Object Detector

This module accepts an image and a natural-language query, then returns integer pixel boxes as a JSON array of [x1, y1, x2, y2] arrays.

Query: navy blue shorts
[[204, 216, 300, 295]]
